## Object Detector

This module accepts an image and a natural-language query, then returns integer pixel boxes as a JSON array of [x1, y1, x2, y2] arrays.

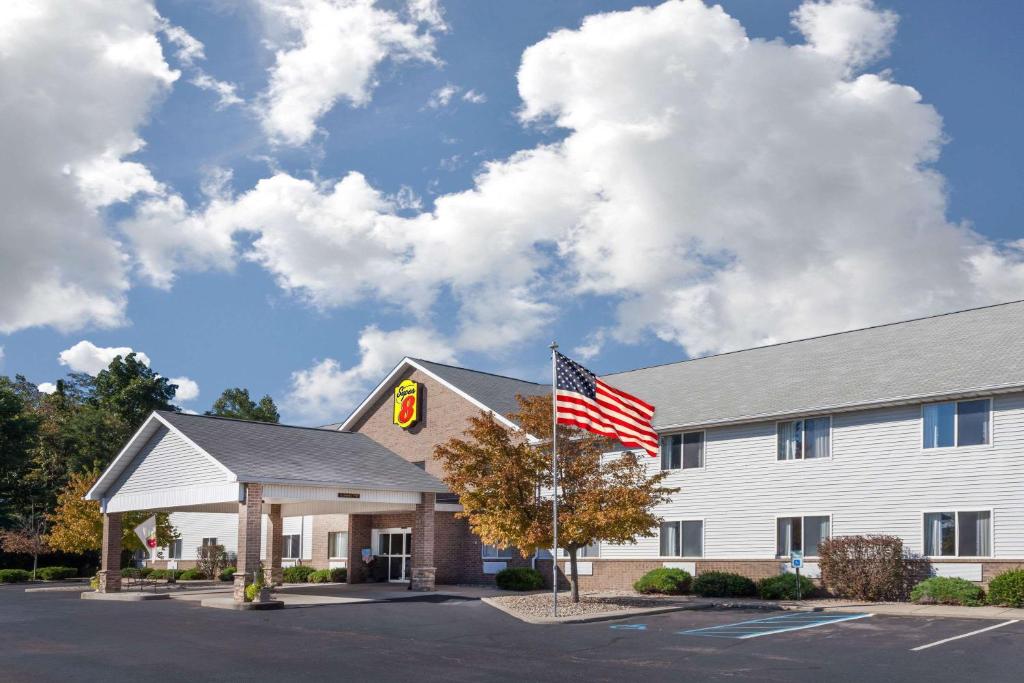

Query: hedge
[[757, 573, 816, 600], [987, 569, 1024, 608], [633, 568, 691, 595], [495, 567, 545, 591], [178, 568, 206, 581], [910, 577, 985, 606], [692, 571, 757, 598], [148, 569, 186, 580], [0, 569, 31, 583], [36, 566, 78, 581], [219, 567, 236, 582], [283, 565, 318, 583]]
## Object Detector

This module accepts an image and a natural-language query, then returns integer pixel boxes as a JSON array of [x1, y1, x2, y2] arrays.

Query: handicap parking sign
[[791, 550, 803, 569]]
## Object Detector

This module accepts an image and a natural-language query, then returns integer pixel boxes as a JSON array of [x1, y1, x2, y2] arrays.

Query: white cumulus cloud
[[0, 0, 176, 334], [257, 0, 442, 146], [122, 0, 1024, 362], [283, 325, 456, 424], [170, 376, 200, 401], [37, 382, 57, 395], [58, 341, 152, 376]]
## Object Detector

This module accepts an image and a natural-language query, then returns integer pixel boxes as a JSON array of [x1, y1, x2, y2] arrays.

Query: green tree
[[0, 376, 40, 519], [91, 353, 177, 439], [207, 388, 279, 423], [435, 394, 677, 603]]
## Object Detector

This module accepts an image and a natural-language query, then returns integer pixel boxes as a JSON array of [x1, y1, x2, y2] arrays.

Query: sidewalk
[[784, 600, 1024, 621]]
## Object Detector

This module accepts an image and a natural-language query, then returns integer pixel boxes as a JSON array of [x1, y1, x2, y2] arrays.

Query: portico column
[[347, 514, 372, 584], [410, 492, 436, 591], [233, 482, 263, 602], [265, 504, 283, 586], [96, 512, 122, 593]]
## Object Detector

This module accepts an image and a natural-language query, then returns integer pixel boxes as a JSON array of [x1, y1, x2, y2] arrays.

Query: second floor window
[[923, 399, 991, 449], [661, 431, 704, 470], [778, 417, 830, 460]]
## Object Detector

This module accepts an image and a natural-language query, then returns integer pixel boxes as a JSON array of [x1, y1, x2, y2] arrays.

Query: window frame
[[774, 513, 832, 559], [658, 518, 705, 559], [167, 539, 183, 559], [921, 398, 993, 451], [481, 543, 514, 560], [282, 534, 302, 560], [921, 508, 994, 558], [659, 430, 707, 471], [776, 415, 833, 461], [327, 531, 348, 560], [201, 537, 218, 547]]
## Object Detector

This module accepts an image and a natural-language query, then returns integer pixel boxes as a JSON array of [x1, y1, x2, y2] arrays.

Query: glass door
[[378, 530, 412, 582]]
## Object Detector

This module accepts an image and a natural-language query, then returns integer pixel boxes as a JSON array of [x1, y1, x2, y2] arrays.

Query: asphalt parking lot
[[1, 585, 1021, 682]]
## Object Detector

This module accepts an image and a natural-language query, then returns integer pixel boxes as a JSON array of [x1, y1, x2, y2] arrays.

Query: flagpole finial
[[550, 341, 558, 351]]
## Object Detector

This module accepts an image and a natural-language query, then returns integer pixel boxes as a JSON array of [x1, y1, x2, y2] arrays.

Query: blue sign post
[[791, 550, 804, 600]]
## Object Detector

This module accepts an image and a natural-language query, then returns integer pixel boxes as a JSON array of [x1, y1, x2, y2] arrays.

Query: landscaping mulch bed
[[490, 591, 693, 618]]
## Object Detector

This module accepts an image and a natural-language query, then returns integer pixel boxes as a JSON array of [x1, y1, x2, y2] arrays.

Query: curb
[[481, 597, 711, 624], [81, 591, 170, 602]]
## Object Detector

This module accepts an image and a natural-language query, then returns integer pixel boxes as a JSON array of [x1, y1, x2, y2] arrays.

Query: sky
[[1, 0, 1022, 425]]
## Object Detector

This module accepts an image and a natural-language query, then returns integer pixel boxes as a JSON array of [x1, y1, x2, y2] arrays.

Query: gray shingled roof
[[411, 359, 548, 420], [604, 301, 1024, 430], [159, 412, 449, 492]]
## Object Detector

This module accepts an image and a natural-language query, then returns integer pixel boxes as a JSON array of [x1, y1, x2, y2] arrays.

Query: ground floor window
[[924, 510, 991, 557], [283, 534, 301, 559], [660, 520, 703, 557], [558, 541, 599, 558], [482, 543, 514, 559], [167, 539, 183, 559], [328, 531, 348, 559], [776, 515, 829, 557]]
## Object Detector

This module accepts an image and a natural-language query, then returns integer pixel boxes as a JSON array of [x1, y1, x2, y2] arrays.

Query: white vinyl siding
[[111, 427, 226, 496], [599, 392, 1024, 560], [165, 513, 313, 562]]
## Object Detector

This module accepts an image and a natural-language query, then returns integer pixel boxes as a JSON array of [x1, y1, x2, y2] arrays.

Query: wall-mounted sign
[[393, 379, 420, 429]]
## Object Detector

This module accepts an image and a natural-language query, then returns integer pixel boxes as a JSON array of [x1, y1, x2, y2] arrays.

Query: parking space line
[[910, 620, 1019, 652], [679, 612, 872, 639]]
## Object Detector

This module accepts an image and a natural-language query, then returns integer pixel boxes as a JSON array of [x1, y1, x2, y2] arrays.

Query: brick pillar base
[[96, 569, 122, 593], [232, 574, 251, 602], [410, 566, 436, 591]]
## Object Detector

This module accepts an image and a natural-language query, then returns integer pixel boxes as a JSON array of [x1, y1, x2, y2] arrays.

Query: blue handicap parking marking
[[610, 623, 648, 631], [678, 612, 872, 639]]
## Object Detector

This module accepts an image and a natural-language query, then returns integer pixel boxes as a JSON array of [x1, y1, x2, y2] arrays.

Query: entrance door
[[378, 530, 412, 582]]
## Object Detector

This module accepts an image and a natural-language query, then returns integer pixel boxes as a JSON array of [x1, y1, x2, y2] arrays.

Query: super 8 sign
[[393, 379, 420, 429]]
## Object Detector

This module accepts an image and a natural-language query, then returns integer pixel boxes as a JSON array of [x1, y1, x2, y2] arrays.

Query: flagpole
[[550, 341, 559, 618]]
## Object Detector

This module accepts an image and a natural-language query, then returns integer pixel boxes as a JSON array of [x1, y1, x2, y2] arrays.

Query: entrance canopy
[[86, 411, 450, 517]]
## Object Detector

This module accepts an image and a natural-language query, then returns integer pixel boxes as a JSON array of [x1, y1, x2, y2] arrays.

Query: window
[[660, 432, 704, 470], [659, 520, 703, 557], [778, 417, 831, 460], [482, 543, 514, 559], [923, 399, 991, 448], [776, 516, 830, 557], [283, 534, 301, 559], [924, 511, 991, 557], [328, 531, 348, 559], [167, 539, 183, 559], [559, 541, 600, 558], [201, 537, 218, 547]]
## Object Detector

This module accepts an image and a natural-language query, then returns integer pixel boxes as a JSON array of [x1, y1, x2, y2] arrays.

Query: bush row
[[495, 567, 545, 591], [0, 567, 79, 582]]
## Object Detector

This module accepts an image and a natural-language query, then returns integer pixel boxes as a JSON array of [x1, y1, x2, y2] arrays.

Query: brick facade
[[97, 512, 123, 593], [311, 514, 348, 569], [233, 482, 263, 601]]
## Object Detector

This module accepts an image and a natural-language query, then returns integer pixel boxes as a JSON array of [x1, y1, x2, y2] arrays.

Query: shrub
[[308, 569, 332, 583], [36, 566, 78, 581], [283, 565, 317, 583], [495, 567, 545, 591], [219, 567, 236, 582], [0, 569, 31, 583], [633, 568, 692, 595], [89, 574, 99, 590], [692, 571, 757, 598], [817, 535, 925, 601], [178, 568, 205, 581], [137, 567, 154, 578], [245, 582, 259, 602], [910, 577, 985, 606], [757, 573, 816, 600], [330, 567, 347, 583], [987, 569, 1024, 608], [148, 569, 186, 580], [195, 543, 229, 580]]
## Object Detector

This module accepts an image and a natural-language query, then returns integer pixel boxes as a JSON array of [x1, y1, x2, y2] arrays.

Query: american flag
[[554, 351, 658, 456]]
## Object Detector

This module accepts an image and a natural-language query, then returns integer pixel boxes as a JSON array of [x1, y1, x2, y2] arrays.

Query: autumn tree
[[435, 394, 677, 602], [207, 388, 280, 423], [46, 469, 177, 555], [0, 507, 49, 579]]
